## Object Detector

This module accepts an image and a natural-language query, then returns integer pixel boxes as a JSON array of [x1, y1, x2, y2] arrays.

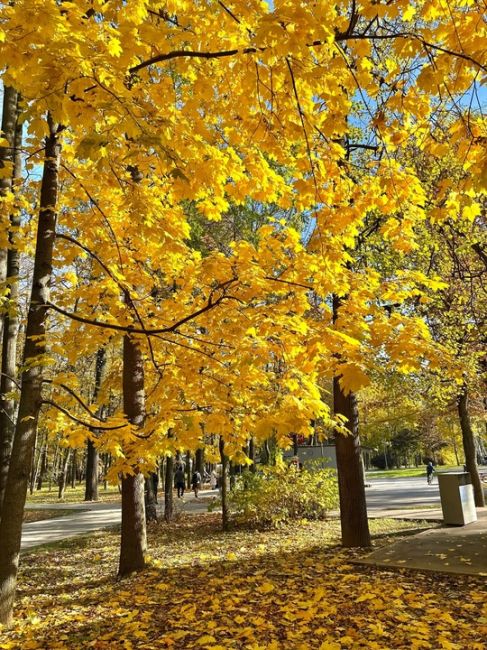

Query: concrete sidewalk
[[21, 490, 218, 551], [357, 507, 487, 576]]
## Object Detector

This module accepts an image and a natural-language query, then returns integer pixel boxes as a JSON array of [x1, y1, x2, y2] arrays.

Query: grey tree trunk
[[332, 294, 370, 548], [164, 455, 174, 523], [144, 475, 158, 522], [458, 385, 485, 507], [85, 348, 106, 501], [29, 431, 41, 495], [84, 440, 99, 501], [58, 449, 71, 500], [0, 117, 60, 625], [118, 333, 146, 576], [0, 89, 22, 515], [185, 450, 191, 489], [219, 437, 230, 531], [248, 437, 256, 472], [70, 448, 77, 489]]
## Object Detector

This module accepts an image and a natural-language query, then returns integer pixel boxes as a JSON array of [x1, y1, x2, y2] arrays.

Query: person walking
[[192, 470, 202, 498], [426, 461, 435, 484], [210, 469, 218, 490], [175, 465, 185, 498]]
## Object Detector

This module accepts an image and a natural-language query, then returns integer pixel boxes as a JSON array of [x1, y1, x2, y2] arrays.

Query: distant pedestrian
[[426, 461, 435, 484], [175, 466, 185, 498], [192, 470, 202, 498], [210, 469, 218, 490]]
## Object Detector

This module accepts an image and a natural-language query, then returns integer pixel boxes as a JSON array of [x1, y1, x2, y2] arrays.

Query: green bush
[[224, 463, 339, 529]]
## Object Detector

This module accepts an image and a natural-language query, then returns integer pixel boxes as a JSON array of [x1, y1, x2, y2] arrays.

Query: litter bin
[[437, 472, 477, 526]]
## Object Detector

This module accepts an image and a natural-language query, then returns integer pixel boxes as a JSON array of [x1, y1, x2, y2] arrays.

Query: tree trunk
[[0, 91, 22, 515], [119, 472, 146, 575], [84, 440, 99, 501], [58, 449, 71, 500], [248, 437, 256, 472], [219, 437, 230, 531], [29, 431, 41, 495], [70, 448, 77, 489], [185, 450, 191, 489], [333, 378, 371, 547], [195, 447, 204, 476], [332, 294, 370, 548], [292, 434, 299, 456], [0, 86, 18, 345], [229, 460, 236, 490], [49, 443, 59, 492], [164, 455, 174, 523], [0, 118, 60, 626], [118, 333, 146, 576], [85, 348, 106, 501], [144, 475, 158, 522], [458, 385, 485, 507]]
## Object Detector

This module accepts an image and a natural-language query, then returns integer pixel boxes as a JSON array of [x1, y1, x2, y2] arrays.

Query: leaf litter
[[0, 515, 485, 649]]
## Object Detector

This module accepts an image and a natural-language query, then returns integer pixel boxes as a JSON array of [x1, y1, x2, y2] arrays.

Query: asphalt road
[[21, 476, 458, 549], [365, 475, 441, 512]]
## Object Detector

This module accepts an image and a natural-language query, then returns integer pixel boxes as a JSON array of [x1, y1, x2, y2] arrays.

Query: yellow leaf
[[196, 635, 216, 645], [107, 37, 122, 57]]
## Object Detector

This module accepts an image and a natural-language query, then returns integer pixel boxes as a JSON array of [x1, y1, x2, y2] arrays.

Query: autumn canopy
[[0, 0, 485, 629]]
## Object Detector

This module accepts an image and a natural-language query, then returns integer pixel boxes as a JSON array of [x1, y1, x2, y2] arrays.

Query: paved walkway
[[23, 482, 487, 578], [22, 491, 217, 551], [358, 507, 487, 577]]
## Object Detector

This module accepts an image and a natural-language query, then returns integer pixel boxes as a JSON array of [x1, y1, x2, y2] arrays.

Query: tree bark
[[145, 475, 158, 522], [29, 431, 41, 495], [458, 385, 485, 507], [219, 437, 230, 531], [0, 118, 60, 625], [332, 294, 370, 548], [0, 86, 18, 345], [292, 434, 299, 456], [70, 448, 77, 489], [84, 440, 99, 501], [118, 333, 146, 576], [58, 449, 71, 500], [164, 455, 174, 523], [333, 378, 371, 547], [185, 450, 191, 489], [195, 447, 204, 476], [248, 437, 256, 472], [119, 472, 146, 575], [0, 91, 22, 515], [85, 348, 106, 501]]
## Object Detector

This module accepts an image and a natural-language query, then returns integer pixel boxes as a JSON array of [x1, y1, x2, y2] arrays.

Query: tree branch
[[128, 31, 486, 75], [47, 279, 237, 335], [42, 400, 128, 430]]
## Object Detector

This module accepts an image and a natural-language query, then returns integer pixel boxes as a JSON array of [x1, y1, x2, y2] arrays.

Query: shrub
[[223, 463, 339, 529]]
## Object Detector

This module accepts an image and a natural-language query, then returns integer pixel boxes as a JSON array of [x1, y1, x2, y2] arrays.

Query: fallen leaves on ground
[[22, 509, 80, 524], [0, 515, 485, 649]]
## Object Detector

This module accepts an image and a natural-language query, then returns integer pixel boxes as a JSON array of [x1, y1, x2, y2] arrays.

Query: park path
[[22, 477, 441, 551], [21, 491, 215, 550], [21, 476, 487, 577]]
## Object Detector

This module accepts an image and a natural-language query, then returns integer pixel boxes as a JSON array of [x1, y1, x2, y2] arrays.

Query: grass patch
[[1, 514, 485, 649], [366, 466, 458, 480], [22, 509, 78, 524], [26, 484, 121, 505]]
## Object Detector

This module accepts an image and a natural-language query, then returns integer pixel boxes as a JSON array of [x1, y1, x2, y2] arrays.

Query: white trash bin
[[437, 472, 477, 526]]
